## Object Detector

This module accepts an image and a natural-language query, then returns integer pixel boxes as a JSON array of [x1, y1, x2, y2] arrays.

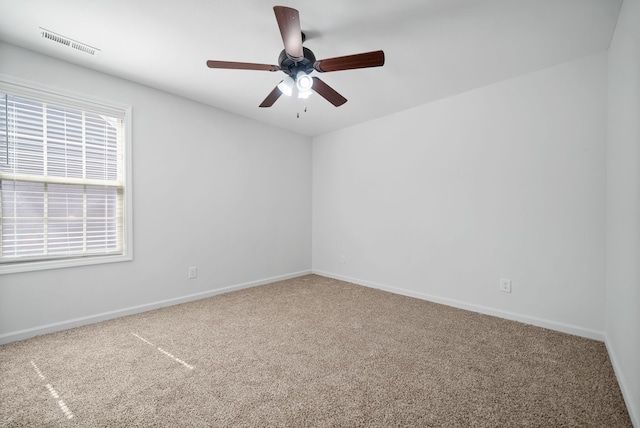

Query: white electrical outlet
[[500, 278, 511, 293], [339, 255, 346, 264], [188, 267, 197, 279]]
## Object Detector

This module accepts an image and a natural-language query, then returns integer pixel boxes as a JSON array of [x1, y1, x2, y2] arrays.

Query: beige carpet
[[0, 274, 632, 427]]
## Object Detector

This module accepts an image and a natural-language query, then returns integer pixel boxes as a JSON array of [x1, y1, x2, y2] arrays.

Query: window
[[0, 78, 132, 274]]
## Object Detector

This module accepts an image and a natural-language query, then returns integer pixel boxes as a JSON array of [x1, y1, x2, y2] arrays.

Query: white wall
[[0, 42, 312, 342], [313, 53, 608, 339], [606, 0, 640, 424]]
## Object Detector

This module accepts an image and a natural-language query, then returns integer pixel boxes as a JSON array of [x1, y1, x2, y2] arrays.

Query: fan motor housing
[[279, 47, 316, 77]]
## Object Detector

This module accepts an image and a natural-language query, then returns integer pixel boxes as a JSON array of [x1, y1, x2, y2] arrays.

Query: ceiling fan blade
[[259, 85, 283, 108], [273, 6, 304, 61], [311, 77, 347, 107], [314, 50, 385, 73], [206, 60, 280, 72]]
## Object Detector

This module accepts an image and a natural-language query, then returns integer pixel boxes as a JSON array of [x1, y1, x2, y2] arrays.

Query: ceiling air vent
[[39, 28, 101, 57]]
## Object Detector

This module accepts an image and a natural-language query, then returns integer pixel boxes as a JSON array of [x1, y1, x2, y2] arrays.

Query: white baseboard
[[605, 335, 640, 428], [312, 270, 605, 341], [0, 269, 312, 345]]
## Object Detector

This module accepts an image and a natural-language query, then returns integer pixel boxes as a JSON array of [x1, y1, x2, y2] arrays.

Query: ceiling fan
[[206, 6, 385, 108]]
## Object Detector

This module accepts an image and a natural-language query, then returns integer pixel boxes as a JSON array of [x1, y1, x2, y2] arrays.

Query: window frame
[[0, 75, 133, 275]]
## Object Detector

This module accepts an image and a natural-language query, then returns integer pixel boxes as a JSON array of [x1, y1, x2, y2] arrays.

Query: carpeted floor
[[0, 274, 632, 427]]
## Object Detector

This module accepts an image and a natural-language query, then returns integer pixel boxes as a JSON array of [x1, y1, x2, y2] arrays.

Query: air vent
[[39, 28, 101, 57], [71, 42, 98, 56]]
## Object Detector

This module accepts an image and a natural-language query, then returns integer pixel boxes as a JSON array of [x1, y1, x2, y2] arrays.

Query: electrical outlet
[[339, 255, 346, 264], [188, 266, 197, 279], [500, 278, 511, 293]]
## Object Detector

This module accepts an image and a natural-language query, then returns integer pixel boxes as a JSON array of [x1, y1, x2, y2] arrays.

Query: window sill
[[0, 253, 133, 275]]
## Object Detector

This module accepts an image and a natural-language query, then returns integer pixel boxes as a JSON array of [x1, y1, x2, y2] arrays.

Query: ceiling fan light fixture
[[296, 71, 313, 92], [277, 76, 294, 96], [298, 89, 312, 99]]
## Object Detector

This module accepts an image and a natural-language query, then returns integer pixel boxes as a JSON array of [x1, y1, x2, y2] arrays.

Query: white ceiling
[[0, 0, 622, 137]]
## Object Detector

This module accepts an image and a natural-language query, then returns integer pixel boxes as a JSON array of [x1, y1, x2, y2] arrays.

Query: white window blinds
[[0, 86, 128, 266]]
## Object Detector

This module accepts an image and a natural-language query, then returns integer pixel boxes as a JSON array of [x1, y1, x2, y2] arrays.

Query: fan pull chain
[[296, 105, 308, 119]]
